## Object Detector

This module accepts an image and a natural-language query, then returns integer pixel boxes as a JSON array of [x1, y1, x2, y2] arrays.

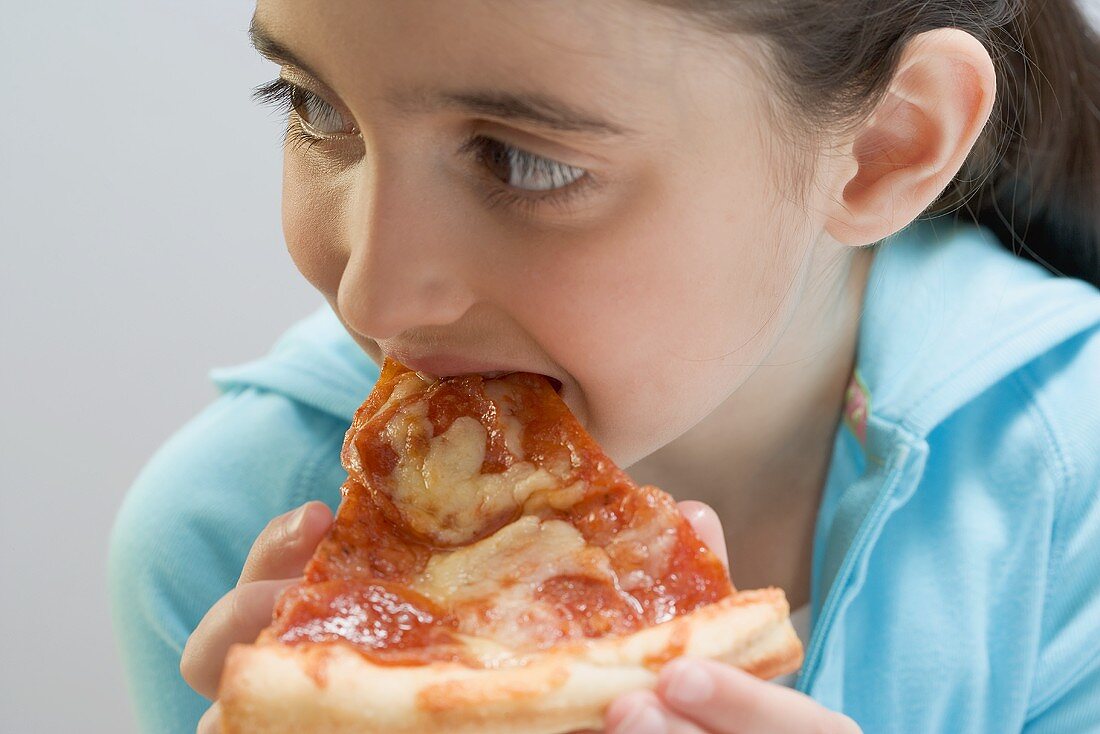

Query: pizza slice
[[218, 357, 803, 733]]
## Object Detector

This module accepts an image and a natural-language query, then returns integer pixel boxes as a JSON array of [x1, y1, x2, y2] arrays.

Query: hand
[[591, 499, 860, 734], [598, 659, 861, 733], [180, 500, 335, 734]]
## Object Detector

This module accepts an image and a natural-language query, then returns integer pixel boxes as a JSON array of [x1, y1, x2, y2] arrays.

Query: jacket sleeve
[[1020, 330, 1100, 732], [107, 386, 348, 734], [1021, 465, 1100, 733]]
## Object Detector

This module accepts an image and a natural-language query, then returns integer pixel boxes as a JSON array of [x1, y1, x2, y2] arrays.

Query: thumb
[[677, 500, 728, 571]]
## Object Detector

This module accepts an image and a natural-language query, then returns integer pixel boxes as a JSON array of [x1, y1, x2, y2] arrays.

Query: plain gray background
[[3, 2, 1100, 733], [2, 2, 318, 732]]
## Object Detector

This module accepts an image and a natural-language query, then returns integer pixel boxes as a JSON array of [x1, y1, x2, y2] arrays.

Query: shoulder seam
[[1013, 363, 1092, 721]]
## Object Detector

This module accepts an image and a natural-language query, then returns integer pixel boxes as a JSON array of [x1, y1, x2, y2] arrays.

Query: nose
[[336, 163, 477, 341]]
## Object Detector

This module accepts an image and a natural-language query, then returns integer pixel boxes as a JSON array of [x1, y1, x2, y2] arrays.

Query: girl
[[109, 1, 1100, 732]]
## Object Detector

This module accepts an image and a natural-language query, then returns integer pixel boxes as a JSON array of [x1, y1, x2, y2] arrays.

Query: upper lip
[[382, 347, 559, 387]]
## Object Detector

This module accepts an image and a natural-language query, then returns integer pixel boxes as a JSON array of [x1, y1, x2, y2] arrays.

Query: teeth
[[472, 370, 562, 394]]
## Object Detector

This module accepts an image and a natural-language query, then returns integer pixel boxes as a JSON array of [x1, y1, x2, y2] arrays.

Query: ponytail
[[942, 0, 1100, 287]]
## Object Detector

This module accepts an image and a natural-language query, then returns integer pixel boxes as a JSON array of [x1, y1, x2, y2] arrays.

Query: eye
[[252, 76, 357, 139], [463, 136, 587, 192], [291, 86, 355, 137], [253, 78, 598, 213]]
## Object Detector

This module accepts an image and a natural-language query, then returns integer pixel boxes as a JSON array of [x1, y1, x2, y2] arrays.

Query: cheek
[[281, 154, 349, 298], [500, 174, 811, 466]]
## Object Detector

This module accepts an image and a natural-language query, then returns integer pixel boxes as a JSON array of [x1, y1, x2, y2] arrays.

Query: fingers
[[238, 500, 334, 587], [605, 690, 707, 733], [677, 500, 728, 570], [196, 702, 221, 734], [181, 576, 302, 699], [656, 657, 862, 734]]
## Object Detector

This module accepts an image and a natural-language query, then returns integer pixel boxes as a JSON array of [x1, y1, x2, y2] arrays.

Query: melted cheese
[[481, 381, 526, 458], [383, 410, 578, 546], [412, 517, 608, 599], [410, 517, 630, 648], [368, 371, 431, 422], [606, 519, 677, 594]]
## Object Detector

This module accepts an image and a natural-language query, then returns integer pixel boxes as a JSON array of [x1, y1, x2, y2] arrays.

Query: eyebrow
[[248, 15, 639, 139], [249, 15, 329, 87]]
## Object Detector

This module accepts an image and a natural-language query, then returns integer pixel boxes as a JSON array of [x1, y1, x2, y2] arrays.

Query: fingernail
[[664, 659, 714, 705], [288, 503, 311, 536], [612, 704, 667, 734], [685, 504, 709, 524]]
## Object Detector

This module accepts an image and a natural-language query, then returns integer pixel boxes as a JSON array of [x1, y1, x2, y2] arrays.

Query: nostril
[[546, 376, 563, 394]]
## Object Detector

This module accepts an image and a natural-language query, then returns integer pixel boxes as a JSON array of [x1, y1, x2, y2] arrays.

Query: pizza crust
[[219, 587, 803, 734]]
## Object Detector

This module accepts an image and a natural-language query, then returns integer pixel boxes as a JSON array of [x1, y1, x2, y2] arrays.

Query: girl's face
[[254, 0, 854, 467]]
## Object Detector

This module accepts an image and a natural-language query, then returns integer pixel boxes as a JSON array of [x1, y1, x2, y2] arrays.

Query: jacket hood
[[857, 216, 1100, 439], [210, 305, 380, 422]]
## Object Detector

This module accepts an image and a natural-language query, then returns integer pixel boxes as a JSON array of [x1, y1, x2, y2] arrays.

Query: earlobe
[[824, 27, 997, 247]]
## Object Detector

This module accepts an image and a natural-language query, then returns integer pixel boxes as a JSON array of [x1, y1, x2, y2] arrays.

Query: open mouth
[[476, 370, 564, 395]]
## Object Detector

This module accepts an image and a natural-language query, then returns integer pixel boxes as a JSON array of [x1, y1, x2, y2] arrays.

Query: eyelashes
[[459, 135, 596, 215], [250, 75, 598, 215], [251, 77, 335, 152]]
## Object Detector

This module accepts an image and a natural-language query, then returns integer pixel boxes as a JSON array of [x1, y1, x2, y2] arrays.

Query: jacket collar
[[798, 215, 1100, 693]]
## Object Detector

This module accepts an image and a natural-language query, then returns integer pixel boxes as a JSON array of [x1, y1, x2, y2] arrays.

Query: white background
[[3, 2, 1099, 732]]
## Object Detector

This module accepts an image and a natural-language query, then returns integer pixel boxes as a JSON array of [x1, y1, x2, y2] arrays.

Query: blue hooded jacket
[[108, 216, 1100, 733]]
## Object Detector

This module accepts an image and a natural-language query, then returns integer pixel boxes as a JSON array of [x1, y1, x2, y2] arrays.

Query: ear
[[823, 27, 997, 247]]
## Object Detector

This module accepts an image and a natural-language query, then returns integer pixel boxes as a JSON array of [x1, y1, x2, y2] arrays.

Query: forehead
[[252, 0, 761, 135]]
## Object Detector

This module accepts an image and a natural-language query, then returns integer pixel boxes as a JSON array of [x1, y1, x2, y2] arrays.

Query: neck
[[627, 245, 875, 603]]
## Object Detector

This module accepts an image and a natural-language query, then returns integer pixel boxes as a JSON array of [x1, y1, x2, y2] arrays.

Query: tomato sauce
[[532, 574, 641, 639], [272, 578, 467, 666]]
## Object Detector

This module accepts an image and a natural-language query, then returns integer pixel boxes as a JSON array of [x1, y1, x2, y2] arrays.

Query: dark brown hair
[[649, 0, 1100, 287]]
